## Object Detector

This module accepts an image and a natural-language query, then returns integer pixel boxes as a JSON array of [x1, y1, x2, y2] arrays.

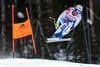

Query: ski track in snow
[[0, 58, 100, 67]]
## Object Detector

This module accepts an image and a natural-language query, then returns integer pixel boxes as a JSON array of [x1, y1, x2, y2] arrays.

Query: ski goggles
[[75, 9, 82, 14]]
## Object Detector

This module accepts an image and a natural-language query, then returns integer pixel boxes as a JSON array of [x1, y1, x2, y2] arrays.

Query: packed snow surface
[[0, 58, 100, 67]]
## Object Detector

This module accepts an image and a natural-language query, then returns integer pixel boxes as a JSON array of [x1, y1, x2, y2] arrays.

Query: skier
[[52, 4, 83, 38]]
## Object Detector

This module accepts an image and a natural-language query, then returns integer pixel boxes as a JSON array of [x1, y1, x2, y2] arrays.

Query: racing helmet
[[75, 5, 83, 14]]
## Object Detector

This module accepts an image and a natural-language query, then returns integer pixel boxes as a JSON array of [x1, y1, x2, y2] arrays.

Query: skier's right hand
[[55, 22, 60, 29]]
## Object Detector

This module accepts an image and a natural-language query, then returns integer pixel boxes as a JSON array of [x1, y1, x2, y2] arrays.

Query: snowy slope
[[0, 58, 100, 67]]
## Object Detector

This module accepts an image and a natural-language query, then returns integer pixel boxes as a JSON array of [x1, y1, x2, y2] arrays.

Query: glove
[[70, 22, 74, 30], [70, 28, 73, 30], [54, 22, 60, 29]]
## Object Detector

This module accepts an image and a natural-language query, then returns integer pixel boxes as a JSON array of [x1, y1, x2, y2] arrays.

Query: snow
[[0, 58, 100, 67], [17, 12, 24, 18]]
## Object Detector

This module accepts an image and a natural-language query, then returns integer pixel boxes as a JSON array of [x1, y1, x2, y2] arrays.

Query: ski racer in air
[[52, 4, 83, 38]]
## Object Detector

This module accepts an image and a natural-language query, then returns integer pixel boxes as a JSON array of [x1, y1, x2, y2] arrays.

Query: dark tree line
[[0, 0, 100, 64]]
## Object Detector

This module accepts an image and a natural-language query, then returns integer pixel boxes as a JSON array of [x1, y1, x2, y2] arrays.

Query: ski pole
[[49, 17, 56, 24]]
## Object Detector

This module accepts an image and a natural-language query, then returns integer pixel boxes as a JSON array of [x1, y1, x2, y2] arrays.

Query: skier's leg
[[52, 23, 67, 38], [61, 22, 74, 37]]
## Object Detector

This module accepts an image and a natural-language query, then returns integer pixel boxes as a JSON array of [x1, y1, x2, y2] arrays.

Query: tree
[[1, 0, 7, 58]]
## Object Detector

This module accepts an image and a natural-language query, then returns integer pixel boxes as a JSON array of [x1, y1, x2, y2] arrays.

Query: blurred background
[[0, 0, 100, 64]]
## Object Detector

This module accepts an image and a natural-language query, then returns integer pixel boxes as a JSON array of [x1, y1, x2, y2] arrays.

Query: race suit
[[52, 7, 82, 38]]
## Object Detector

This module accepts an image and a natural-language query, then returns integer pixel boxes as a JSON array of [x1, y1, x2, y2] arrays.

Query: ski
[[47, 38, 60, 41], [46, 38, 72, 43]]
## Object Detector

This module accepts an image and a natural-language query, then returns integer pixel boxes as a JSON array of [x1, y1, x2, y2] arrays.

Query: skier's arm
[[74, 16, 82, 27], [56, 7, 71, 23], [70, 15, 82, 30], [55, 10, 67, 29], [55, 8, 71, 28]]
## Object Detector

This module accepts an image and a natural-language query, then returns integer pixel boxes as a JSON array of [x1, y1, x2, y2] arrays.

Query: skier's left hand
[[70, 28, 73, 30]]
